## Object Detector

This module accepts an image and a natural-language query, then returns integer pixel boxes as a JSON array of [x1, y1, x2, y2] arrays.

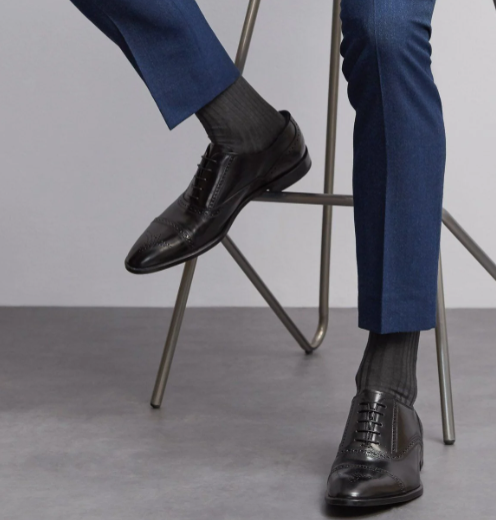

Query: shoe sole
[[325, 485, 423, 508], [125, 147, 312, 274]]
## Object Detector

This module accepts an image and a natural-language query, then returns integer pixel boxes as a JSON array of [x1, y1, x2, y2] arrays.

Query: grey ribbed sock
[[355, 332, 420, 406], [196, 76, 286, 154]]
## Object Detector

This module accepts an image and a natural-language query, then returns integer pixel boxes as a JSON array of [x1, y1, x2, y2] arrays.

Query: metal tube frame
[[149, 0, 496, 446]]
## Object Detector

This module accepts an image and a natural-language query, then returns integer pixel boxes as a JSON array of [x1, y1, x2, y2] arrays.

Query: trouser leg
[[69, 0, 240, 128], [340, 0, 446, 334]]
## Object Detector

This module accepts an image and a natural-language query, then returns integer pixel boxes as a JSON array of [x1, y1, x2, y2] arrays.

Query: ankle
[[355, 331, 420, 408], [196, 76, 285, 154]]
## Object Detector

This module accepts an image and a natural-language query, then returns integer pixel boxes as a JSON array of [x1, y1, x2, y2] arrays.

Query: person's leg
[[343, 0, 445, 405], [69, 0, 310, 272], [341, 0, 446, 335], [326, 0, 445, 506], [355, 331, 419, 406], [196, 77, 285, 154]]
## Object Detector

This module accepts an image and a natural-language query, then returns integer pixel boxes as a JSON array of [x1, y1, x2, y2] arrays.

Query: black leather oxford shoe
[[326, 389, 424, 507], [125, 111, 311, 274]]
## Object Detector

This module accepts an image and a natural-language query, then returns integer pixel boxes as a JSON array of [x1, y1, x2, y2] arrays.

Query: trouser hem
[[358, 291, 437, 333]]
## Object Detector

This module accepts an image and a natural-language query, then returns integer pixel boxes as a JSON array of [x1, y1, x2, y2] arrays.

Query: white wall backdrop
[[1, 0, 496, 308]]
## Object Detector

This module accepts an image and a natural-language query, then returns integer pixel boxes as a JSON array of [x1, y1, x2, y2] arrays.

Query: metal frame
[[150, 0, 496, 446]]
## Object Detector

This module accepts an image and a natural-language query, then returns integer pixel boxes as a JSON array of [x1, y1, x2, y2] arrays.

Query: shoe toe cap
[[327, 465, 404, 500], [125, 222, 192, 273]]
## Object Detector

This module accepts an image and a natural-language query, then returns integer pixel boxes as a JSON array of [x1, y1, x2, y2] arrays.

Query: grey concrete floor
[[1, 307, 495, 520]]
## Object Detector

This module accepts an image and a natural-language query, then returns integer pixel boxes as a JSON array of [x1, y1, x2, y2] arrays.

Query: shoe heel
[[267, 148, 312, 192]]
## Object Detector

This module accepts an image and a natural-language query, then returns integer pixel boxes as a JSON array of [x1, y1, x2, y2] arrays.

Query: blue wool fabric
[[70, 0, 240, 129], [340, 0, 446, 333]]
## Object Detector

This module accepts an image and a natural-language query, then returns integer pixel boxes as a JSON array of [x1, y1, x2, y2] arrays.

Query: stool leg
[[223, 236, 314, 353], [150, 259, 197, 408], [442, 209, 496, 280], [435, 252, 456, 444], [313, 0, 342, 346], [234, 0, 261, 74]]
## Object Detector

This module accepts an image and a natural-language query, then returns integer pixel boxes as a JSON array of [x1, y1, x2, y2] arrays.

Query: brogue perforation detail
[[330, 463, 405, 492], [135, 233, 167, 255], [392, 401, 398, 453], [208, 155, 234, 208], [338, 435, 422, 461], [151, 217, 196, 248], [177, 195, 220, 219]]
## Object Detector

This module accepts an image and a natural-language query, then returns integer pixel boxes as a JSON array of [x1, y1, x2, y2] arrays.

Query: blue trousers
[[70, 0, 446, 334], [70, 0, 240, 128]]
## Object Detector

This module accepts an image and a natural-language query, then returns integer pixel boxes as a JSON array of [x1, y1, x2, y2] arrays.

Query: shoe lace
[[190, 154, 218, 202], [354, 401, 386, 445]]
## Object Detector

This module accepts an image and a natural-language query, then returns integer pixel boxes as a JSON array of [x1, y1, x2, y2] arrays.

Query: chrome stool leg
[[443, 209, 496, 280], [223, 0, 342, 352], [149, 0, 262, 409], [151, 258, 197, 408], [314, 0, 342, 347], [223, 236, 316, 354], [435, 253, 456, 444]]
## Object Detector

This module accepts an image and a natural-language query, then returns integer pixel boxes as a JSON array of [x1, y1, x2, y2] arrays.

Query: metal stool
[[148, 0, 496, 446]]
